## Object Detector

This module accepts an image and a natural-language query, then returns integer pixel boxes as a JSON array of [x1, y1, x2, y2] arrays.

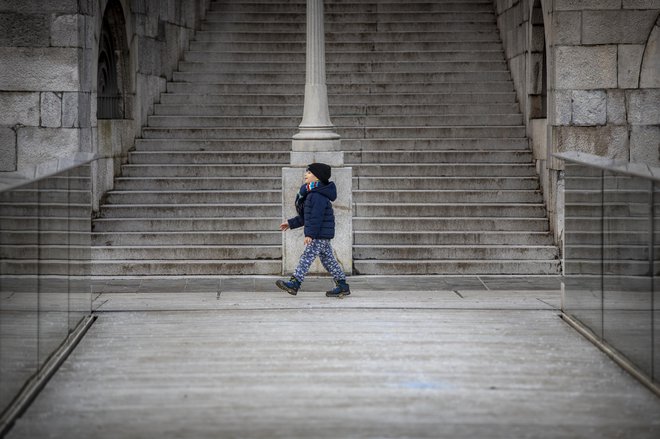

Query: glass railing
[[0, 153, 95, 422], [558, 151, 659, 391]]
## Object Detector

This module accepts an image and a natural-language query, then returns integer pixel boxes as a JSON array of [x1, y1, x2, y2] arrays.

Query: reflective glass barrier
[[560, 152, 659, 385], [0, 157, 92, 417]]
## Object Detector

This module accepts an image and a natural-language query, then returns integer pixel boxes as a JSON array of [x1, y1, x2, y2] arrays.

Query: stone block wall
[[494, 0, 660, 250], [1, 0, 209, 208]]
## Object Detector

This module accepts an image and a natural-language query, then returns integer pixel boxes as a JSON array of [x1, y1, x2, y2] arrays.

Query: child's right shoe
[[276, 276, 301, 295], [326, 279, 350, 298]]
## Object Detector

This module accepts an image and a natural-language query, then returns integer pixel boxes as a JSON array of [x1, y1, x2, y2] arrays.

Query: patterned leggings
[[293, 239, 346, 283]]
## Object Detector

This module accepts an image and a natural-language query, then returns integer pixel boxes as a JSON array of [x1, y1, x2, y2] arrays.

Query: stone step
[[179, 60, 508, 73], [93, 231, 281, 246], [565, 217, 657, 232], [564, 231, 649, 245], [194, 30, 500, 43], [0, 217, 89, 231], [562, 260, 657, 277], [201, 22, 498, 33], [184, 50, 505, 63], [353, 245, 559, 260], [166, 82, 515, 94], [204, 10, 496, 21], [120, 164, 282, 177], [113, 177, 282, 191], [91, 260, 281, 276], [210, 2, 494, 13], [172, 71, 513, 83], [352, 163, 536, 177], [343, 138, 529, 150], [353, 217, 549, 232], [354, 231, 554, 245], [2, 204, 90, 217], [134, 139, 291, 151], [1, 245, 90, 260], [153, 103, 521, 116], [105, 190, 281, 205], [92, 245, 281, 260], [146, 114, 524, 127], [141, 126, 527, 139], [354, 203, 547, 218], [353, 190, 543, 204], [128, 151, 290, 164], [134, 138, 529, 152], [354, 177, 539, 190], [3, 260, 89, 276], [346, 150, 533, 163], [353, 260, 561, 275], [92, 217, 280, 232], [160, 92, 518, 105], [189, 41, 505, 52], [566, 203, 651, 217], [97, 204, 281, 219]]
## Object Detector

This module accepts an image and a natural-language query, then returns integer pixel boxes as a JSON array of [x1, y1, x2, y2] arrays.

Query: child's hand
[[279, 221, 289, 231], [304, 236, 312, 245]]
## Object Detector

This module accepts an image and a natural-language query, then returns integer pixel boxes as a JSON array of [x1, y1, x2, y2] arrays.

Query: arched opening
[[529, 0, 547, 119], [97, 0, 129, 119]]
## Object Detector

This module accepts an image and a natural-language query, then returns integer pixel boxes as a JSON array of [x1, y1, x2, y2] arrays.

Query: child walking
[[277, 163, 350, 298]]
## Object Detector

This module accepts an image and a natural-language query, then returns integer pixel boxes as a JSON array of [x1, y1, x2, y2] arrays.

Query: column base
[[290, 151, 344, 167]]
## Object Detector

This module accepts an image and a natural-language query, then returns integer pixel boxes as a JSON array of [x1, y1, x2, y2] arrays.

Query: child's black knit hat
[[307, 163, 331, 184]]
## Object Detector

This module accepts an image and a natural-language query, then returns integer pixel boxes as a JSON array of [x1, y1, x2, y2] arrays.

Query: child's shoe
[[326, 279, 350, 298], [276, 276, 301, 295]]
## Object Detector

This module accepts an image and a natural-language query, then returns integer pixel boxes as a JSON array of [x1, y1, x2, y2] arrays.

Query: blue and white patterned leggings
[[293, 239, 346, 283]]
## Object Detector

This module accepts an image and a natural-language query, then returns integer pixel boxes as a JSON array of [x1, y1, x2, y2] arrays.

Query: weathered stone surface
[[630, 125, 660, 166], [555, 0, 621, 10], [555, 125, 629, 160], [0, 0, 77, 13], [0, 92, 39, 126], [0, 127, 16, 171], [623, 0, 660, 8], [572, 90, 607, 126], [552, 11, 581, 46], [583, 11, 659, 45], [556, 46, 617, 89], [16, 127, 80, 168], [0, 48, 79, 91], [640, 25, 660, 87], [62, 92, 79, 128], [0, 13, 49, 46], [554, 91, 572, 125], [618, 45, 645, 89], [607, 90, 627, 125], [137, 36, 161, 76], [51, 14, 81, 47], [628, 89, 660, 125], [40, 92, 62, 128]]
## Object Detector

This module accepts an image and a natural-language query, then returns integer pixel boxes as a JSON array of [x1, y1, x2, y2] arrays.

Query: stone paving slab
[[7, 277, 660, 438]]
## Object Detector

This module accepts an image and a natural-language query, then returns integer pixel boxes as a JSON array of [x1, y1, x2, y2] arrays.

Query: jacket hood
[[312, 181, 337, 201]]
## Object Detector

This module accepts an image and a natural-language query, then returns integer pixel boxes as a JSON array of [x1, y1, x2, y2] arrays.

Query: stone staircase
[[92, 0, 560, 276]]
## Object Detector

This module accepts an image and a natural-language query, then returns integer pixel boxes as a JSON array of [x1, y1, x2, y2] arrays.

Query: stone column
[[282, 0, 352, 276]]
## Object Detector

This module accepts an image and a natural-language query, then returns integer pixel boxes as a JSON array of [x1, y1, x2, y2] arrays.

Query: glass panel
[[0, 181, 39, 413], [602, 171, 653, 376], [654, 182, 660, 384], [68, 165, 92, 330], [563, 163, 603, 337], [37, 177, 70, 368]]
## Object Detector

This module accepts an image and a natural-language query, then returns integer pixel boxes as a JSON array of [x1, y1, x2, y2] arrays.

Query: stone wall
[[494, 0, 660, 250], [1, 0, 210, 208]]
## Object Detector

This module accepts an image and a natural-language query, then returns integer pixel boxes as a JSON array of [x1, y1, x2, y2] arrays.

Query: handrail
[[0, 152, 99, 193], [554, 151, 660, 182]]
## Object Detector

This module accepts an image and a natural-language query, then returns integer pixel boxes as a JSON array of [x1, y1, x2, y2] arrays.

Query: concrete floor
[[6, 276, 660, 438]]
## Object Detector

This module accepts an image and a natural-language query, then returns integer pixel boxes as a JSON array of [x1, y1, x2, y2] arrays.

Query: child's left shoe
[[326, 279, 350, 298]]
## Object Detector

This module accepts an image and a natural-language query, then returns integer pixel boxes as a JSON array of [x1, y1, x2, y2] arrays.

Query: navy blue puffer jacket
[[288, 182, 337, 239]]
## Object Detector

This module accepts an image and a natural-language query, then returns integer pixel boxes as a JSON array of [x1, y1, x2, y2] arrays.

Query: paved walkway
[[6, 276, 660, 438]]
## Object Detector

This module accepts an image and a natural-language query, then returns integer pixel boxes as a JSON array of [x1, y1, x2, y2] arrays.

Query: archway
[[97, 0, 130, 119]]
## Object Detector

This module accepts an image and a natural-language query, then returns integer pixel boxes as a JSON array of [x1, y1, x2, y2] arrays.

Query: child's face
[[304, 170, 319, 184]]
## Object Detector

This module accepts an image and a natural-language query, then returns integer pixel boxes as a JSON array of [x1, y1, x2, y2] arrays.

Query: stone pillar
[[283, 0, 352, 276]]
